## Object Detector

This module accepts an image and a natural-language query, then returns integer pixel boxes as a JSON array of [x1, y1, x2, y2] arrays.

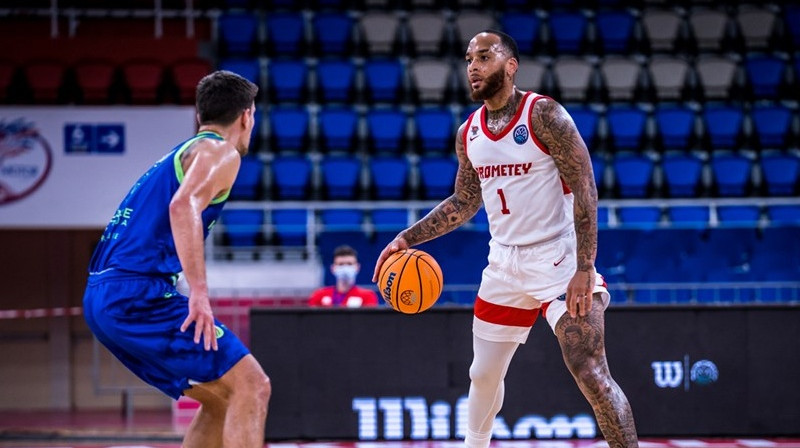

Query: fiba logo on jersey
[[512, 124, 528, 144], [0, 119, 53, 206]]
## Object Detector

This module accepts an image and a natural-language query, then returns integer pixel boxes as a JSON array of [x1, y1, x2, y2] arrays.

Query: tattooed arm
[[372, 122, 484, 281], [531, 98, 599, 317]]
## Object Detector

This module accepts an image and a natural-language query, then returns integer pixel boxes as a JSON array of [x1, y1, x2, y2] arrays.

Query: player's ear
[[240, 108, 250, 130], [506, 57, 518, 77]]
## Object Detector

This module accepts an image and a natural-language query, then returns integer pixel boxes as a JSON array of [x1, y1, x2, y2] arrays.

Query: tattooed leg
[[554, 294, 639, 448]]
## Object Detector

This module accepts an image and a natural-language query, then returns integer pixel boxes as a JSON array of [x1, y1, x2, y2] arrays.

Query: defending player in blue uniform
[[83, 70, 270, 447]]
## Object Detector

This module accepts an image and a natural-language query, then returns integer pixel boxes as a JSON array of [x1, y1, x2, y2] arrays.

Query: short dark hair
[[196, 70, 258, 126], [480, 29, 520, 63], [333, 245, 358, 259]]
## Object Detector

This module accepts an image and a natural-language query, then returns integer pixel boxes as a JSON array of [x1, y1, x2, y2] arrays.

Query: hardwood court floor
[[1, 411, 799, 448]]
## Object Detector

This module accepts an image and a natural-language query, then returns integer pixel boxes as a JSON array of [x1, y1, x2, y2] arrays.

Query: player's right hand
[[372, 237, 410, 283]]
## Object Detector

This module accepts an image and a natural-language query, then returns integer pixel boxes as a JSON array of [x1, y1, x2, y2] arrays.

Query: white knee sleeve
[[466, 335, 519, 447]]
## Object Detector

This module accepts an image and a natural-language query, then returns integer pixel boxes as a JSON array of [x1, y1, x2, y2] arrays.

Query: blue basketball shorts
[[83, 270, 250, 399]]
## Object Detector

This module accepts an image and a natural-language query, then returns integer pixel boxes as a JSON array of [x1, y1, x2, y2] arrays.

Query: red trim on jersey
[[462, 111, 477, 161], [528, 95, 555, 155], [474, 296, 541, 327], [561, 177, 572, 194], [541, 301, 552, 322], [480, 91, 534, 142]]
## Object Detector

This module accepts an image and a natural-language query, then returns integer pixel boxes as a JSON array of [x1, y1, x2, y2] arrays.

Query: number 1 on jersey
[[497, 188, 510, 214]]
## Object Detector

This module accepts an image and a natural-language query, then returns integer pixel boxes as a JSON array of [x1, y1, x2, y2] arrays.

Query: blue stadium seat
[[470, 207, 489, 231], [221, 209, 264, 247], [320, 209, 364, 232], [745, 55, 786, 100], [266, 12, 305, 56], [312, 12, 354, 55], [219, 58, 260, 86], [363, 59, 404, 104], [703, 105, 744, 149], [661, 152, 704, 198], [668, 206, 710, 228], [265, 0, 299, 8], [415, 229, 489, 290], [654, 106, 695, 150], [591, 154, 606, 194], [595, 10, 636, 54], [698, 267, 756, 304], [250, 108, 263, 150], [597, 228, 640, 275], [318, 107, 359, 152], [272, 209, 308, 246], [766, 204, 800, 225], [271, 155, 312, 200], [710, 151, 753, 196], [617, 206, 661, 229], [268, 106, 309, 152], [751, 104, 793, 149], [613, 153, 654, 198], [548, 11, 588, 54], [366, 108, 406, 154], [567, 106, 599, 149], [218, 12, 259, 56], [703, 227, 758, 267], [230, 156, 264, 200], [316, 59, 356, 103], [268, 59, 308, 103], [785, 6, 800, 50], [415, 107, 454, 153], [369, 156, 409, 199], [606, 106, 648, 151], [717, 205, 761, 226], [499, 12, 541, 54], [372, 208, 409, 231], [321, 155, 361, 200], [418, 156, 458, 199]]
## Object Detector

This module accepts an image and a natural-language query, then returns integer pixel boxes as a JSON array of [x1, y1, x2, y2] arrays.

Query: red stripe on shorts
[[474, 296, 541, 327]]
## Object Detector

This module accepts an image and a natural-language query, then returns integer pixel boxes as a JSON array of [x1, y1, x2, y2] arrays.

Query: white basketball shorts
[[473, 230, 610, 344]]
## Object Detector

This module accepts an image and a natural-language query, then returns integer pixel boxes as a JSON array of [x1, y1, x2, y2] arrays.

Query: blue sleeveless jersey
[[89, 131, 230, 276]]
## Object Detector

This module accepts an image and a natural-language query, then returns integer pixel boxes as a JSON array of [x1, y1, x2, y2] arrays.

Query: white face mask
[[333, 265, 358, 285]]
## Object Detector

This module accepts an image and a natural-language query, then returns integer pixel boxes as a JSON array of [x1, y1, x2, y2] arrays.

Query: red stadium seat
[[74, 59, 116, 104], [172, 58, 211, 105], [122, 59, 164, 104], [24, 60, 65, 103], [0, 60, 15, 102]]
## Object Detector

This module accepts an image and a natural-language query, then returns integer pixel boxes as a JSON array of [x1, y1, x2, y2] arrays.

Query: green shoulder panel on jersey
[[172, 131, 230, 205]]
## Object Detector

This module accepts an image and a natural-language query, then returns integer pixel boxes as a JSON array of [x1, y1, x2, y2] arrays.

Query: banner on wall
[[0, 107, 195, 228]]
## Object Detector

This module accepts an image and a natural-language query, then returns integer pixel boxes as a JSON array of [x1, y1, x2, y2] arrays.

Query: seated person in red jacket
[[309, 245, 379, 308]]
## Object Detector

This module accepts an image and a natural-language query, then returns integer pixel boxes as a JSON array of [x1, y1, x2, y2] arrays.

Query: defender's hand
[[181, 296, 218, 351]]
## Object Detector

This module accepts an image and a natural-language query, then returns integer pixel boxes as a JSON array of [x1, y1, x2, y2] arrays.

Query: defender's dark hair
[[196, 70, 259, 126], [479, 29, 520, 63], [333, 245, 358, 259]]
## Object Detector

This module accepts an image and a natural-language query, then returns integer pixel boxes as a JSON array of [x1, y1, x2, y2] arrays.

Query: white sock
[[465, 428, 493, 448], [466, 335, 519, 447]]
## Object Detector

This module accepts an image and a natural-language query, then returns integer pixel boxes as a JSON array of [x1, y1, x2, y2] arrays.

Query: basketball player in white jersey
[[373, 30, 639, 448]]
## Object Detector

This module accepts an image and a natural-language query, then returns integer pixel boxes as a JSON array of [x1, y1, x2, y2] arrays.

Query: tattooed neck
[[485, 90, 521, 135]]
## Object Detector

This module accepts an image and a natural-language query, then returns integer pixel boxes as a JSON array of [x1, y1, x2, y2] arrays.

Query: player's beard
[[470, 66, 506, 102]]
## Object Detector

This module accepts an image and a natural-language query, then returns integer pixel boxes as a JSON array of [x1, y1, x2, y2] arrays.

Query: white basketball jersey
[[464, 92, 574, 246]]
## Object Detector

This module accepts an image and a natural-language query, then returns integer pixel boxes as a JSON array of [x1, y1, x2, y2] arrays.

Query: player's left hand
[[566, 267, 596, 319], [181, 296, 218, 351]]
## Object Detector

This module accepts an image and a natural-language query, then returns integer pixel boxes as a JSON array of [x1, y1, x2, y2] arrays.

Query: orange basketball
[[378, 249, 443, 314]]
